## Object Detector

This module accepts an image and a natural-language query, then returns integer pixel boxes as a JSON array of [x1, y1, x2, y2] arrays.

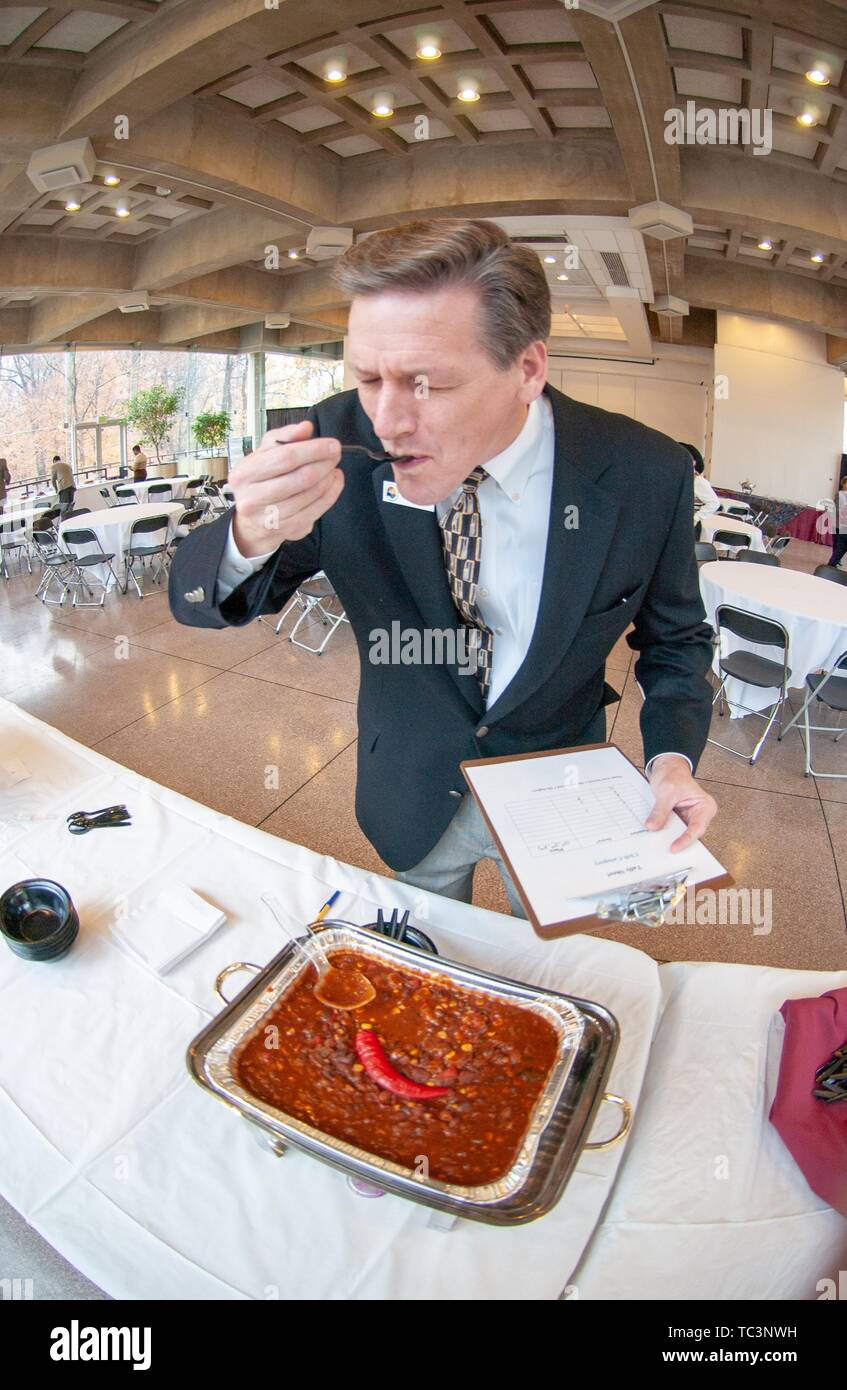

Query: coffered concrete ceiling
[[0, 0, 845, 362]]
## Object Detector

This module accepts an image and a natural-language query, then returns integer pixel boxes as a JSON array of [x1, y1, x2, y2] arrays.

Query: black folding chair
[[60, 527, 121, 607], [63, 507, 91, 521], [779, 650, 847, 779], [712, 529, 751, 559], [166, 507, 203, 561], [814, 564, 847, 588], [736, 550, 779, 566], [32, 528, 76, 605], [147, 482, 173, 500], [123, 514, 171, 597], [99, 488, 117, 508], [695, 541, 717, 564], [708, 604, 791, 764], [114, 485, 138, 505], [765, 535, 790, 559], [0, 518, 30, 580]]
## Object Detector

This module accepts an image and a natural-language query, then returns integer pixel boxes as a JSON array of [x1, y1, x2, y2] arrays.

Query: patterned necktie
[[439, 465, 494, 698]]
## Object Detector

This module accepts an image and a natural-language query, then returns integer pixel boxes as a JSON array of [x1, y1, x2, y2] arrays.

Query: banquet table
[[0, 696, 844, 1300], [697, 513, 766, 553], [0, 502, 54, 539], [112, 476, 193, 505], [699, 560, 847, 716], [58, 501, 184, 589]]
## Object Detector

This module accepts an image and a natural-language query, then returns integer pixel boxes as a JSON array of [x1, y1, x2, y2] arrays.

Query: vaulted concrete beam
[[686, 255, 847, 336], [337, 134, 630, 226], [28, 292, 119, 345], [60, 309, 165, 345], [0, 237, 134, 295], [682, 147, 847, 249], [158, 300, 257, 344], [0, 308, 30, 345], [132, 208, 305, 290]]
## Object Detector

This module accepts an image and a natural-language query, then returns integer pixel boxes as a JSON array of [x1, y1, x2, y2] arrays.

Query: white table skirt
[[699, 514, 766, 553], [700, 561, 847, 717], [113, 478, 192, 504], [0, 697, 844, 1299], [58, 502, 184, 589]]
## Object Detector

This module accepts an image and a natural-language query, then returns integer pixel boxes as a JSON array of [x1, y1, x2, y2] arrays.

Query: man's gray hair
[[333, 218, 551, 370]]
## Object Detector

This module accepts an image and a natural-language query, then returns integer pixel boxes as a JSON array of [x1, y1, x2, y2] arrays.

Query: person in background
[[131, 445, 148, 482], [681, 442, 720, 518], [50, 454, 75, 516], [829, 466, 847, 570], [0, 458, 11, 508]]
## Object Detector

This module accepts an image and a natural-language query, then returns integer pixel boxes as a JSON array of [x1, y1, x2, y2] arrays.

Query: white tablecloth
[[112, 477, 191, 504], [0, 697, 844, 1299], [0, 503, 54, 539], [699, 514, 766, 553], [700, 560, 847, 715], [58, 502, 184, 589]]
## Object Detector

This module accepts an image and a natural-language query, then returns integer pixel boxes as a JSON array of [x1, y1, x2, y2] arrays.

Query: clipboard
[[461, 741, 734, 941]]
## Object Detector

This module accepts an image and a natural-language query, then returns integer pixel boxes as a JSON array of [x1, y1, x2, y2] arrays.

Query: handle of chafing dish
[[215, 961, 262, 1003], [583, 1093, 632, 1152]]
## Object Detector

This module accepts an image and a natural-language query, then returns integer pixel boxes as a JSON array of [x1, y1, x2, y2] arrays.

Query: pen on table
[[313, 890, 340, 923]]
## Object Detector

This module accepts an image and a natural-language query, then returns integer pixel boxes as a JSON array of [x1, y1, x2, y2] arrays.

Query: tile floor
[[1, 537, 846, 972]]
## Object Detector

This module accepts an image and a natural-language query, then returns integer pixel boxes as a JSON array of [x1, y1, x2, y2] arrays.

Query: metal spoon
[[261, 892, 375, 1010]]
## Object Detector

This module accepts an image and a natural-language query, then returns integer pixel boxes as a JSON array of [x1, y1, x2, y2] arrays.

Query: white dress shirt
[[693, 472, 720, 516], [216, 395, 689, 773]]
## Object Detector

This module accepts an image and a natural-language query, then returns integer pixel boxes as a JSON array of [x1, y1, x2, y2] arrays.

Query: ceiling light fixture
[[155, 186, 172, 197], [556, 273, 569, 281], [287, 248, 300, 260], [103, 173, 121, 187], [792, 97, 824, 127], [543, 255, 556, 263], [371, 90, 395, 117], [64, 198, 81, 212], [416, 33, 442, 60], [115, 201, 130, 218], [457, 78, 480, 103], [323, 56, 347, 83], [798, 51, 833, 85], [811, 250, 826, 263], [757, 238, 773, 251]]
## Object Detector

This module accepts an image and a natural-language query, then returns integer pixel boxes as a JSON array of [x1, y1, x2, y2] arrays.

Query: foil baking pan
[[186, 921, 627, 1226]]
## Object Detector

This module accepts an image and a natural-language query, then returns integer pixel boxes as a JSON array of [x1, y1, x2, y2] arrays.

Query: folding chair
[[752, 511, 770, 528], [147, 482, 173, 501], [114, 485, 138, 505], [263, 572, 350, 654], [31, 528, 76, 605], [779, 651, 847, 779], [725, 504, 753, 520], [737, 550, 779, 566], [765, 535, 790, 559], [60, 527, 121, 607], [63, 507, 91, 521], [695, 541, 717, 564], [165, 507, 203, 562], [712, 529, 751, 559], [123, 514, 171, 597], [99, 488, 117, 507], [0, 518, 31, 579], [708, 604, 791, 764], [814, 564, 847, 588]]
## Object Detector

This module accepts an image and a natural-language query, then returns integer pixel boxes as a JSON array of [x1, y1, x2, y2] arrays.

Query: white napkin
[[112, 885, 227, 975], [0, 757, 30, 790]]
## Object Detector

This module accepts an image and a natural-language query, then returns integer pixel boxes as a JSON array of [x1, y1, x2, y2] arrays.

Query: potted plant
[[192, 409, 231, 482], [124, 385, 185, 478]]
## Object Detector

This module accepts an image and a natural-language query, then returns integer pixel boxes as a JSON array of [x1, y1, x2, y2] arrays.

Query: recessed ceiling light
[[102, 173, 120, 187], [416, 34, 442, 61], [287, 248, 300, 260], [543, 255, 556, 264], [155, 186, 172, 197], [371, 90, 394, 117], [798, 52, 833, 85], [64, 198, 81, 212], [457, 78, 480, 103], [797, 110, 817, 126], [805, 65, 831, 85], [811, 250, 826, 263], [757, 238, 773, 251], [323, 57, 347, 83], [791, 97, 823, 127], [556, 273, 569, 281], [115, 201, 130, 218]]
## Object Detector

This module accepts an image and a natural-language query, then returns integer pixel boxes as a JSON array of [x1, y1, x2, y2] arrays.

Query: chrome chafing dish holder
[[186, 922, 629, 1226]]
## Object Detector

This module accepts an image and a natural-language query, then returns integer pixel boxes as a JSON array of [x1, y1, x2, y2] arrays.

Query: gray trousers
[[395, 706, 607, 917]]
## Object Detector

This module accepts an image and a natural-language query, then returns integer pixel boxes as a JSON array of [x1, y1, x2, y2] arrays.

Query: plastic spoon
[[261, 892, 375, 1010]]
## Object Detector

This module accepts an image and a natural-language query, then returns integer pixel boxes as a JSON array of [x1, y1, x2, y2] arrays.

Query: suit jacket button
[[476, 725, 489, 737], [448, 789, 462, 798], [184, 586, 205, 603]]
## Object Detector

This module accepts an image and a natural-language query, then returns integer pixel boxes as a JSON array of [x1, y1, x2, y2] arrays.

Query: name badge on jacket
[[382, 480, 435, 512]]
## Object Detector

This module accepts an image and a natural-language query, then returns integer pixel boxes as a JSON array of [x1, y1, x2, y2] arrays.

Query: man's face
[[347, 285, 546, 505]]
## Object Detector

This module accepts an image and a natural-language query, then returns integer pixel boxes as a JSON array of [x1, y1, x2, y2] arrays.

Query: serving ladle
[[261, 892, 375, 1010]]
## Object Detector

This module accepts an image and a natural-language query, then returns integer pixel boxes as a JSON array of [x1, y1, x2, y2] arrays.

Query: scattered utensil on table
[[66, 804, 132, 835]]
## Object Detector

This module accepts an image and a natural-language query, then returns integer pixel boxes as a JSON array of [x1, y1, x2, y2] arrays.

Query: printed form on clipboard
[[461, 743, 731, 940]]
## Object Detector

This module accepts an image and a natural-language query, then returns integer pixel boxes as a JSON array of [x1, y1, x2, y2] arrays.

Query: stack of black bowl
[[0, 879, 79, 962]]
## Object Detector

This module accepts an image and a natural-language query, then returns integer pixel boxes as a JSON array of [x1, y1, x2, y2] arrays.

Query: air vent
[[27, 138, 96, 193], [600, 252, 630, 287]]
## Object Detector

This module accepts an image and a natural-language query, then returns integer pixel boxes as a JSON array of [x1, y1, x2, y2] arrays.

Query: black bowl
[[0, 879, 79, 962], [367, 919, 438, 956]]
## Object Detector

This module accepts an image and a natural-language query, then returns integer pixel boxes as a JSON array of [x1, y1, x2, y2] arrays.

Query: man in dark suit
[[169, 218, 717, 911]]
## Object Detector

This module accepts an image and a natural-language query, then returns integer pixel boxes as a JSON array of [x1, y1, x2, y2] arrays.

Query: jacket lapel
[[484, 385, 622, 725], [372, 463, 485, 716]]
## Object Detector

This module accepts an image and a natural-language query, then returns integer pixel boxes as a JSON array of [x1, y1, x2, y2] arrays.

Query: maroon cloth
[[769, 988, 847, 1215], [784, 507, 831, 543]]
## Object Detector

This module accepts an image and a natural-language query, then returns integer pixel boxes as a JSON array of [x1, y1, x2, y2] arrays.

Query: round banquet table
[[0, 502, 55, 539], [58, 501, 184, 589], [697, 513, 766, 553], [112, 476, 192, 504], [699, 560, 847, 716]]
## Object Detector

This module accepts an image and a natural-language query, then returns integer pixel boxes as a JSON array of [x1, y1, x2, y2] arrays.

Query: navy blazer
[[169, 383, 713, 870]]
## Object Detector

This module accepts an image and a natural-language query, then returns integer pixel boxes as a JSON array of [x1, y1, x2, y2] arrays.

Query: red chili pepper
[[354, 1028, 450, 1101]]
